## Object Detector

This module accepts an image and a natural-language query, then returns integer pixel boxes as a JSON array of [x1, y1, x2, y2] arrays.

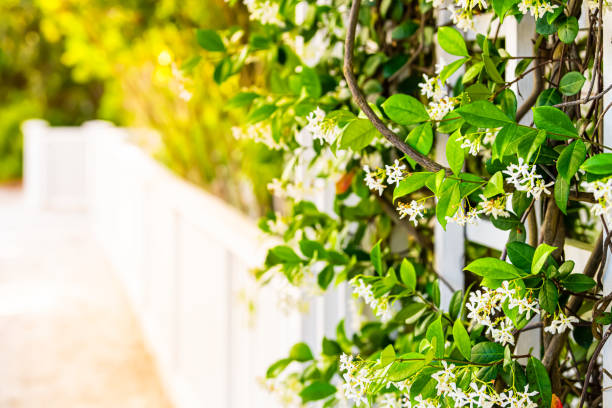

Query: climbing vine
[[191, 0, 612, 406]]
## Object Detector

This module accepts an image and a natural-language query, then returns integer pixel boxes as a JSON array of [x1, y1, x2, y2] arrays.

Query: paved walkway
[[0, 187, 172, 408]]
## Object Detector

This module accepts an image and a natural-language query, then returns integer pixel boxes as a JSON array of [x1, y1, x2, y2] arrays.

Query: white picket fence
[[20, 9, 612, 407]]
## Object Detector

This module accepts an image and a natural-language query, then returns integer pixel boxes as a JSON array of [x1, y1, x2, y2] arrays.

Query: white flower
[[385, 160, 407, 186], [432, 361, 456, 395], [447, 207, 479, 226], [469, 382, 494, 408], [490, 317, 515, 346], [397, 200, 426, 226], [527, 179, 554, 200], [583, 178, 612, 223], [503, 159, 552, 200], [478, 195, 510, 219], [428, 97, 456, 121], [364, 165, 387, 196], [545, 313, 579, 334], [456, 134, 481, 156], [303, 107, 341, 144]]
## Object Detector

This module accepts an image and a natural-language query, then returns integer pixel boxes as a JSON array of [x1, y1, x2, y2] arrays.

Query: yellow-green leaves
[[532, 243, 557, 275], [299, 382, 336, 403], [446, 132, 465, 176], [437, 27, 468, 57], [557, 16, 579, 44], [289, 342, 314, 361], [382, 94, 430, 125], [196, 29, 225, 52], [457, 100, 515, 128], [482, 171, 505, 198], [532, 106, 577, 139], [406, 123, 434, 155], [557, 140, 586, 180]]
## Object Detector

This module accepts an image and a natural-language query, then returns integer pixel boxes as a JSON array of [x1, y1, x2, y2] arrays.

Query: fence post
[[601, 10, 612, 408]]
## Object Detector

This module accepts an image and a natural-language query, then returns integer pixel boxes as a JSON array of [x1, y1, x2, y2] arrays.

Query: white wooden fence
[[21, 8, 612, 407]]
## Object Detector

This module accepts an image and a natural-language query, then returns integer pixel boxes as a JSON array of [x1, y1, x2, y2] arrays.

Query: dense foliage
[[195, 0, 612, 406], [1, 0, 281, 213]]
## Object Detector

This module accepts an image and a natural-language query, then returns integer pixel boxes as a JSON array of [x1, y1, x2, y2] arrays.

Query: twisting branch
[[343, 0, 447, 173]]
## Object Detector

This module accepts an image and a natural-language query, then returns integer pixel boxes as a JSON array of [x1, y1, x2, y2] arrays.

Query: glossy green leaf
[[532, 243, 557, 275], [527, 357, 552, 408], [483, 171, 505, 198], [471, 341, 504, 363], [506, 241, 535, 271], [196, 29, 226, 51], [539, 280, 558, 314], [382, 94, 430, 125], [559, 71, 586, 96], [561, 274, 597, 292], [457, 101, 514, 128], [340, 119, 378, 150], [581, 153, 612, 175], [557, 140, 586, 180], [453, 320, 471, 360], [532, 106, 577, 139], [299, 382, 336, 402], [558, 16, 579, 44], [446, 132, 465, 175], [406, 122, 434, 155], [465, 257, 523, 279], [393, 172, 432, 201], [290, 342, 314, 361], [554, 176, 570, 214], [437, 27, 469, 56], [400, 259, 417, 292]]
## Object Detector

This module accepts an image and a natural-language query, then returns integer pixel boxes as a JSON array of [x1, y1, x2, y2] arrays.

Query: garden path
[[0, 186, 172, 408]]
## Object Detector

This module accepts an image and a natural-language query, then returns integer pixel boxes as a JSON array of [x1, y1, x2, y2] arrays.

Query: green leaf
[[382, 94, 430, 125], [440, 57, 469, 84], [581, 153, 612, 175], [226, 92, 259, 109], [322, 338, 342, 356], [271, 245, 303, 263], [400, 259, 417, 291], [483, 171, 505, 198], [463, 62, 484, 84], [453, 320, 471, 360], [525, 129, 547, 163], [536, 88, 562, 107], [391, 20, 419, 39], [371, 241, 383, 275], [446, 132, 465, 175], [527, 357, 552, 408], [340, 119, 378, 150], [471, 342, 504, 363], [464, 257, 523, 279], [247, 104, 276, 124], [532, 243, 557, 275], [506, 242, 535, 271], [561, 274, 596, 292], [387, 353, 427, 381], [407, 122, 434, 155], [558, 16, 579, 44], [466, 83, 491, 101], [381, 344, 396, 366], [457, 101, 515, 128], [196, 29, 226, 52], [436, 182, 460, 229], [299, 382, 336, 402], [539, 280, 558, 314], [426, 317, 445, 358], [393, 172, 432, 201], [290, 342, 314, 361], [492, 0, 520, 20], [484, 55, 504, 83], [317, 265, 334, 289], [559, 71, 586, 96], [532, 106, 577, 139], [266, 358, 292, 378], [557, 140, 586, 180], [554, 177, 570, 214], [437, 27, 469, 56]]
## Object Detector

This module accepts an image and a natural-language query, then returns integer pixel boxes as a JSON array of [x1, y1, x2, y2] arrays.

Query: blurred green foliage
[[0, 0, 280, 213]]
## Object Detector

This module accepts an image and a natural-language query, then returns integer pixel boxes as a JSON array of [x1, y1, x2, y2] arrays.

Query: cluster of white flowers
[[424, 0, 486, 31], [267, 178, 319, 201], [582, 178, 612, 223], [352, 279, 394, 322], [466, 282, 538, 346], [340, 354, 371, 406], [544, 313, 580, 334], [455, 133, 481, 156], [386, 160, 407, 186], [517, 0, 558, 19], [364, 161, 407, 196], [232, 124, 284, 150], [431, 363, 539, 408], [397, 200, 426, 226], [302, 107, 342, 145], [478, 195, 510, 219], [242, 0, 284, 25], [446, 207, 480, 226], [503, 158, 553, 200], [587, 0, 610, 10], [418, 73, 457, 121]]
